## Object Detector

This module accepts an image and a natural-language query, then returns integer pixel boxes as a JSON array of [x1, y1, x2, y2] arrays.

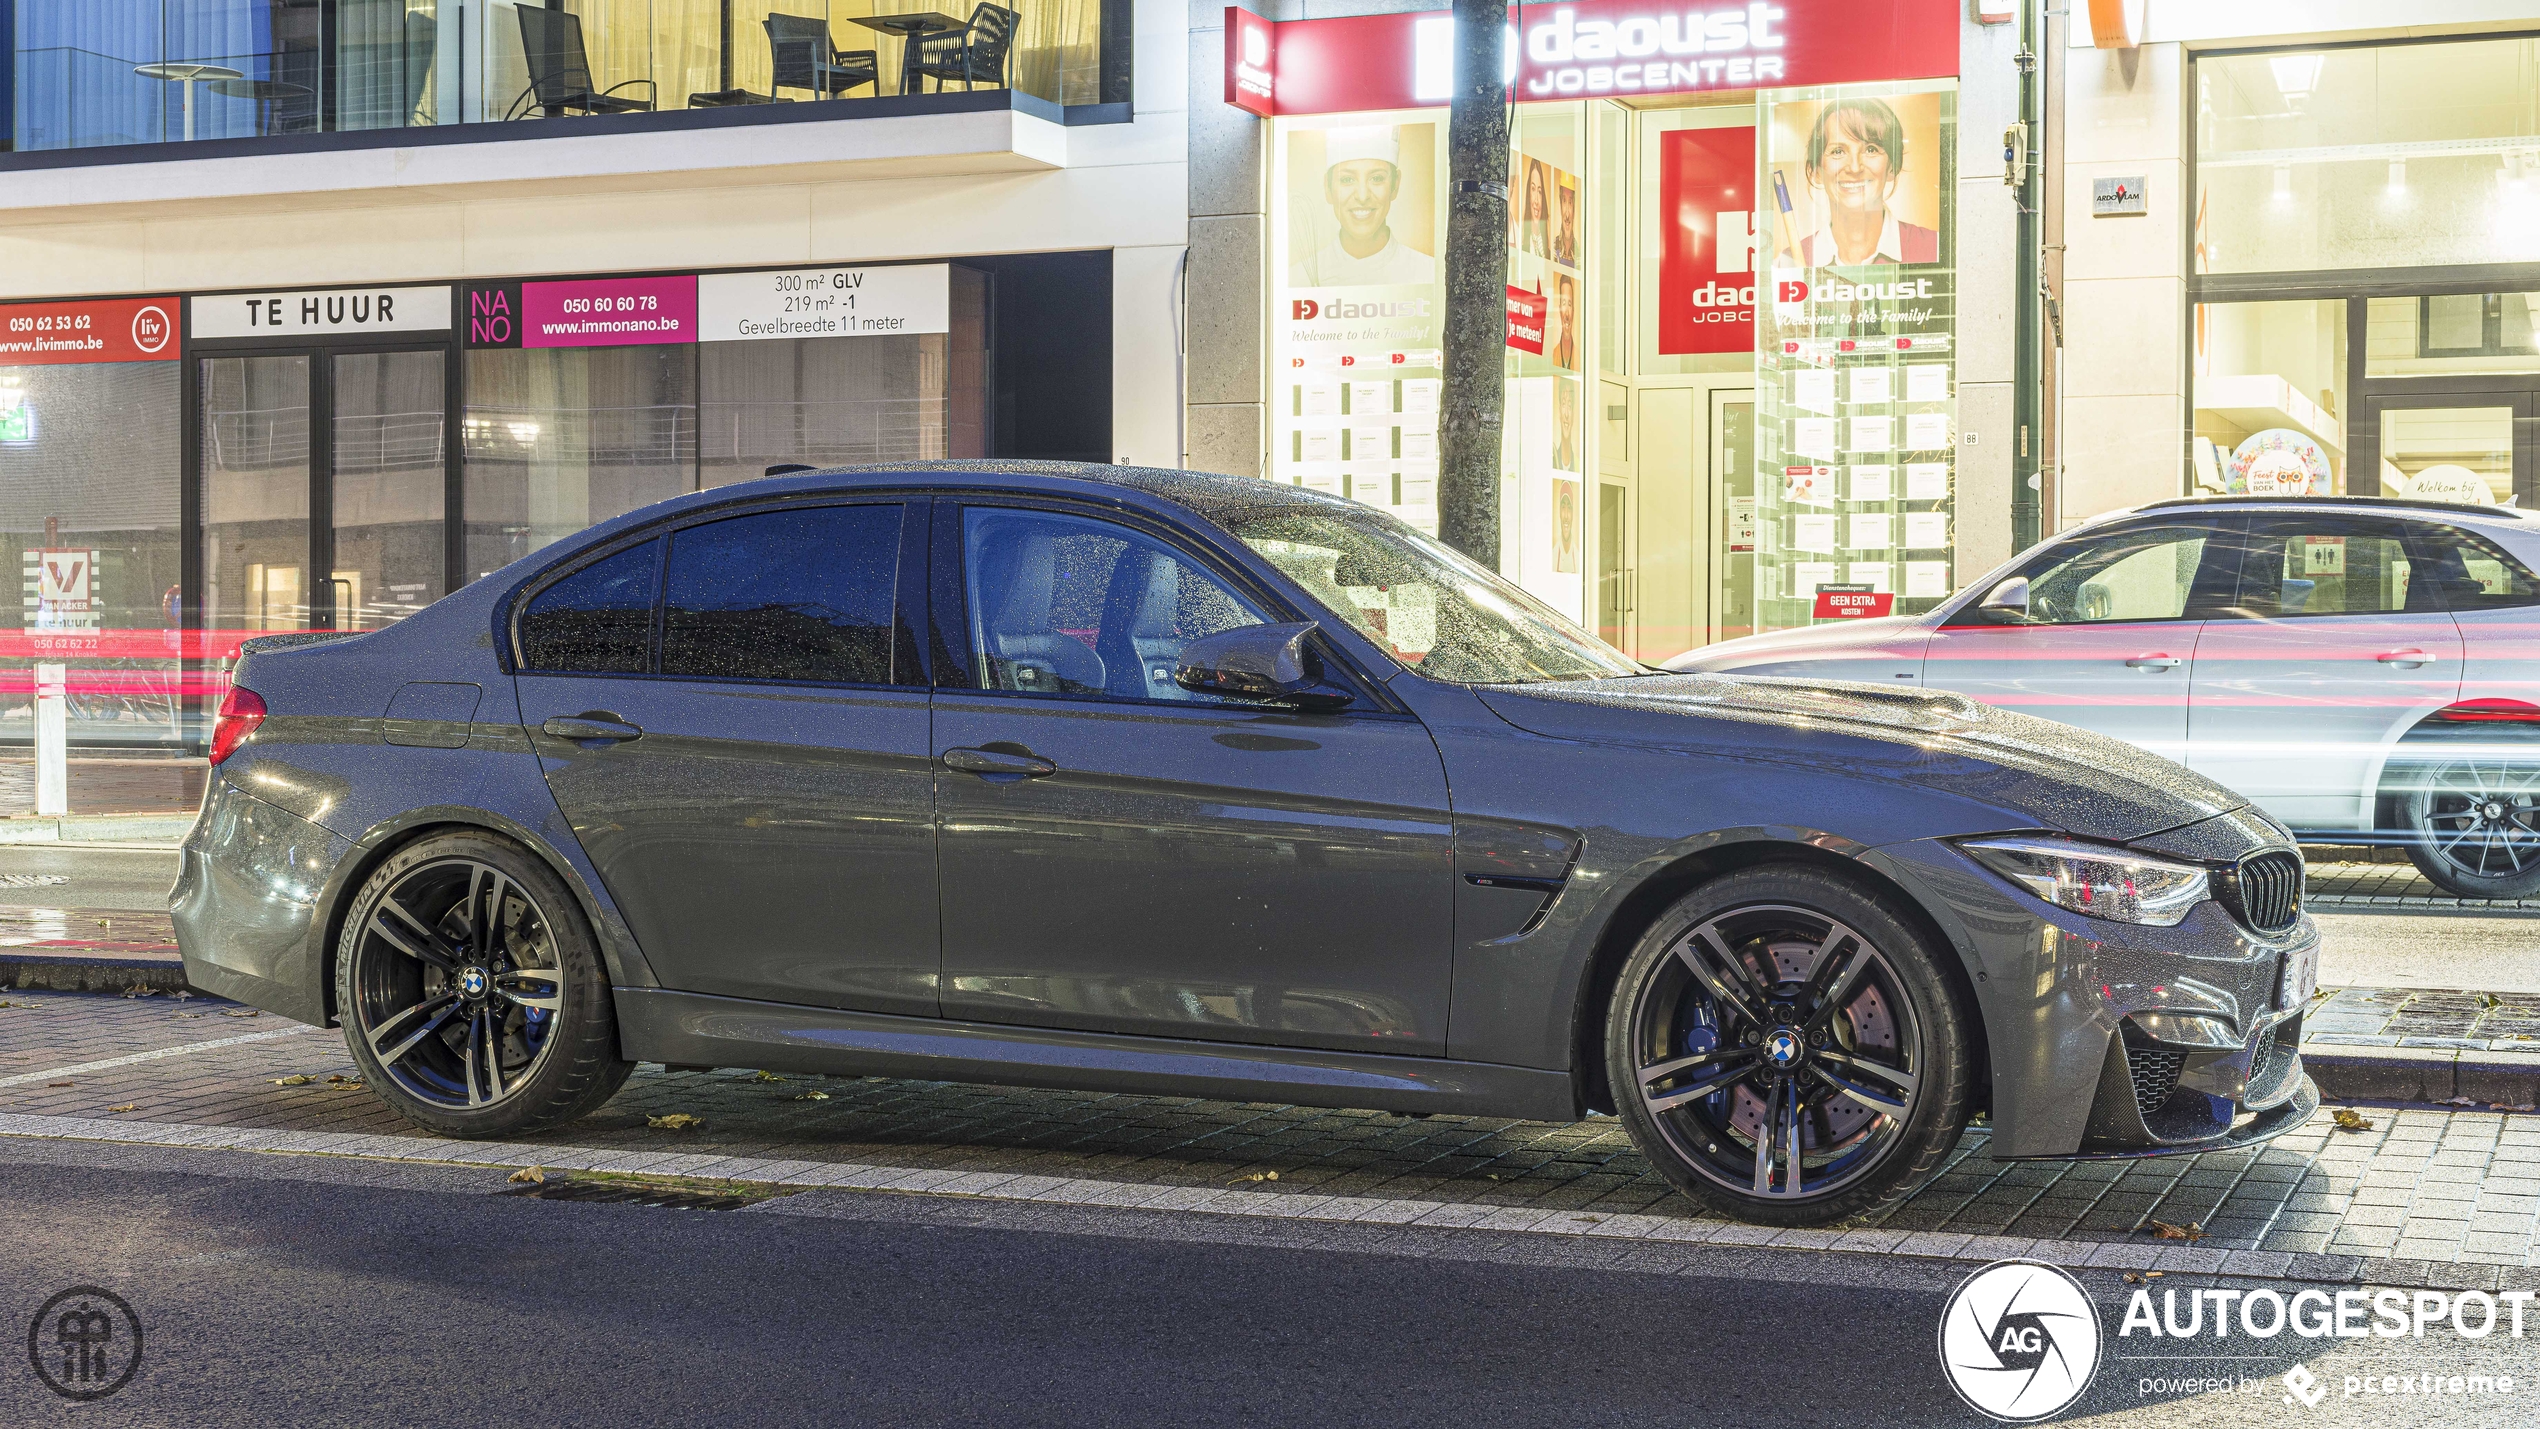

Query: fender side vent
[[2127, 1048, 2188, 1116]]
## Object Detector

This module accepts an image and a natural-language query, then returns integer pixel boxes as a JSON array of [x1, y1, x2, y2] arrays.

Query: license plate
[[2279, 943, 2320, 1011]]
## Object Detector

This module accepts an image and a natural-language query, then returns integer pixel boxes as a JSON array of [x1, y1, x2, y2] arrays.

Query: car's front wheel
[[2400, 756, 2540, 899], [336, 832, 631, 1137], [1605, 865, 1973, 1226]]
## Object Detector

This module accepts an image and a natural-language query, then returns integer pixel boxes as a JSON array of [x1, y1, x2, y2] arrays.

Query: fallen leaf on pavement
[[752, 1070, 787, 1082], [220, 1009, 260, 1018], [647, 1113, 703, 1131], [2439, 1096, 2481, 1106], [2332, 1109, 2376, 1132], [273, 1074, 318, 1086], [792, 1090, 830, 1101], [120, 985, 158, 999], [327, 1074, 364, 1087], [172, 991, 193, 1002], [46, 1081, 71, 1088], [173, 1012, 204, 1019], [2144, 1219, 2207, 1242], [1227, 1170, 1280, 1186], [508, 1166, 548, 1185], [106, 1104, 139, 1113]]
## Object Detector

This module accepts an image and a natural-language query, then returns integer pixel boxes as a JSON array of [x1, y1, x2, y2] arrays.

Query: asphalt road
[[4, 1146, 2527, 1429]]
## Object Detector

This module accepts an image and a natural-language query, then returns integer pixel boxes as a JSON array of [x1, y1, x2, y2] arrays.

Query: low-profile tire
[[2399, 755, 2540, 899], [336, 832, 631, 1138], [1605, 864, 1973, 1227]]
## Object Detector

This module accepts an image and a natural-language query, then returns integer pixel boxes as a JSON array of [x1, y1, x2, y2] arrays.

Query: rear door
[[1920, 515, 2241, 764], [515, 500, 941, 1014], [2185, 512, 2463, 832]]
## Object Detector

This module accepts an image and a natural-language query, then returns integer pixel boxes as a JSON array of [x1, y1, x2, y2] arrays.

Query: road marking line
[[0, 1024, 321, 1088]]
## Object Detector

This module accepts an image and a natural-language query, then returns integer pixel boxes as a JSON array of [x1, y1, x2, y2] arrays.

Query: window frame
[[927, 495, 1403, 716], [2216, 511, 2439, 621], [2401, 518, 2540, 613], [1941, 517, 2246, 629], [505, 491, 928, 688]]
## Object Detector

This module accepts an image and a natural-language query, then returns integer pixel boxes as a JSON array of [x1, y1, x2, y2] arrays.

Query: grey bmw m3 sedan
[[174, 460, 2320, 1226]]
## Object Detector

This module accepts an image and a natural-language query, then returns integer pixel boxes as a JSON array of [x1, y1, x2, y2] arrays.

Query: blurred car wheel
[[2402, 757, 2540, 899]]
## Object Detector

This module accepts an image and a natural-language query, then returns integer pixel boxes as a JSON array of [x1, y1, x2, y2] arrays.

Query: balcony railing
[[3, 1, 1128, 156]]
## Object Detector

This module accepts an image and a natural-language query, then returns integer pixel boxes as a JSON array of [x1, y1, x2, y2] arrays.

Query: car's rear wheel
[[2401, 756, 2540, 899], [1605, 865, 1972, 1226], [336, 832, 630, 1137]]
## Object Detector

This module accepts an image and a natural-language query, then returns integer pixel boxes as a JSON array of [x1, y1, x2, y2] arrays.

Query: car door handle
[[2124, 655, 2181, 671], [540, 715, 643, 743], [2378, 650, 2437, 666], [943, 747, 1057, 778]]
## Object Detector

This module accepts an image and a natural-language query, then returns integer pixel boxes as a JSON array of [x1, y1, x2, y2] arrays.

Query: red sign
[[1260, 0, 1959, 117], [1656, 127, 1756, 355], [519, 275, 697, 349], [1505, 285, 1546, 354], [1813, 584, 1896, 619], [1225, 7, 1276, 117], [0, 296, 179, 365]]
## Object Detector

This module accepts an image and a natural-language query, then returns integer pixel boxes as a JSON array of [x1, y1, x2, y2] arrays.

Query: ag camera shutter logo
[[1939, 1260, 2103, 1422]]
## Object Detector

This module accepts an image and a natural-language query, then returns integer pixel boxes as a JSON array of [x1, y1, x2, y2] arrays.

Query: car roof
[[2128, 494, 2534, 526]]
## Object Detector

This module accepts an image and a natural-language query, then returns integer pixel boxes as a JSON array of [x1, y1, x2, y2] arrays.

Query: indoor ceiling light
[[2387, 159, 2407, 193], [2268, 53, 2324, 102], [2272, 162, 2293, 202]]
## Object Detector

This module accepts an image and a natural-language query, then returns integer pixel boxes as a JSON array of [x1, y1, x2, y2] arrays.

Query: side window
[[961, 507, 1265, 701], [662, 505, 902, 685], [2003, 524, 2225, 625], [2407, 523, 2540, 612], [518, 538, 660, 674], [2230, 517, 2424, 618]]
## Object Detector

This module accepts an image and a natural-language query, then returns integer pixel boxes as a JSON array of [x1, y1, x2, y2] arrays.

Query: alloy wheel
[[1627, 903, 1924, 1203], [2406, 759, 2540, 889], [346, 858, 567, 1110]]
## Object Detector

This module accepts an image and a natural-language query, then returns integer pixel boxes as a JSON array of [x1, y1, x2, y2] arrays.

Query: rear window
[[661, 505, 902, 684], [518, 539, 660, 674], [2410, 523, 2540, 612]]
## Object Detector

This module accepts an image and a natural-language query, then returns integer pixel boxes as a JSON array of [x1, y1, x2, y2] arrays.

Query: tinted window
[[963, 507, 1264, 700], [662, 505, 902, 684], [2408, 523, 2540, 611], [1995, 522, 2228, 625], [518, 538, 660, 673], [2230, 517, 2424, 618]]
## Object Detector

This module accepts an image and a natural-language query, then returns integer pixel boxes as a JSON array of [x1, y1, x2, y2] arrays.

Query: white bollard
[[33, 662, 68, 817]]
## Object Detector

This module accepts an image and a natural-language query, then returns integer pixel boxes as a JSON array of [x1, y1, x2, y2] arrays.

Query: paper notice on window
[[1783, 465, 1834, 505], [1398, 472, 1436, 508], [1791, 561, 1839, 598], [1299, 426, 1339, 464], [1300, 379, 1340, 417], [1905, 462, 1951, 501], [1728, 496, 1758, 552], [1905, 412, 1952, 449], [1850, 465, 1893, 503], [1849, 416, 1892, 453], [1792, 513, 1839, 554], [1298, 467, 1343, 496], [1848, 368, 1893, 405], [1387, 584, 1439, 653], [1398, 405, 1440, 435], [1401, 429, 1439, 461], [1791, 417, 1838, 460], [1849, 512, 1893, 550], [1351, 426, 1395, 463], [1905, 560, 1951, 598], [1350, 380, 1393, 416], [1905, 364, 1951, 404], [1348, 470, 1393, 506], [1791, 368, 1837, 414], [1847, 562, 1893, 592], [1904, 511, 1951, 549], [1401, 378, 1442, 414]]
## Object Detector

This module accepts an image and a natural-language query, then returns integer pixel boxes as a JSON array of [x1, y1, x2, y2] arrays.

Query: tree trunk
[[1437, 0, 1509, 570]]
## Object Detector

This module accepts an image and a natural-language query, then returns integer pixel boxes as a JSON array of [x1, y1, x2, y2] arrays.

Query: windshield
[[1224, 507, 1645, 685]]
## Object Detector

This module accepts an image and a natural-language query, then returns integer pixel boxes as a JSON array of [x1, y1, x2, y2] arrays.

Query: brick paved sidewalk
[[11, 989, 2540, 1282], [2308, 860, 2537, 910]]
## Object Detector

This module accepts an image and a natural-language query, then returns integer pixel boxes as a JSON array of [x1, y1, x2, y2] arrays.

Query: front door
[[1922, 515, 2243, 764], [2186, 512, 2464, 832], [516, 500, 941, 1014], [930, 501, 1458, 1054]]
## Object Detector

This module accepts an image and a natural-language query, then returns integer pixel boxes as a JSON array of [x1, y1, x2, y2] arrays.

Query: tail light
[[210, 686, 268, 765]]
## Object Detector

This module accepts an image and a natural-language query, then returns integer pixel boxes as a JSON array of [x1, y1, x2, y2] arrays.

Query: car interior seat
[[976, 524, 1106, 694], [1094, 546, 1189, 700]]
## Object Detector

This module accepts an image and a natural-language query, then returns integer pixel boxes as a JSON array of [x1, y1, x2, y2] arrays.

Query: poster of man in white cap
[[1288, 124, 1439, 287]]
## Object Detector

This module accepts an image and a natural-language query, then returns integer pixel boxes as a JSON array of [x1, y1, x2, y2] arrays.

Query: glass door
[[329, 350, 447, 629], [200, 354, 314, 631], [1712, 396, 1755, 645], [2364, 392, 2533, 509]]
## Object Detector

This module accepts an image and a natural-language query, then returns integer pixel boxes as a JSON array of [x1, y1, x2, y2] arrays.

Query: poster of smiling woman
[[1286, 123, 1441, 287], [1765, 93, 1946, 271]]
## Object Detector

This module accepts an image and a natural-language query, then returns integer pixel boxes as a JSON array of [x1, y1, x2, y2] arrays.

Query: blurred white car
[[1669, 497, 2540, 898]]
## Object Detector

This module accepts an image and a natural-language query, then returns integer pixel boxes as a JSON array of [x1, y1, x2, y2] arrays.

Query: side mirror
[[1975, 576, 2033, 624], [1174, 622, 1356, 711]]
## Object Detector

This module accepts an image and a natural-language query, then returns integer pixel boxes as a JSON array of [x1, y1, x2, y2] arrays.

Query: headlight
[[1957, 836, 2211, 927]]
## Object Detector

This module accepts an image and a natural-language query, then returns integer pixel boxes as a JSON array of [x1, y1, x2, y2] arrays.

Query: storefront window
[[1751, 80, 1958, 633], [1505, 101, 1589, 621], [462, 344, 696, 580], [2366, 294, 2540, 378], [2195, 37, 2540, 274], [1, 360, 185, 747], [2192, 299, 2347, 496]]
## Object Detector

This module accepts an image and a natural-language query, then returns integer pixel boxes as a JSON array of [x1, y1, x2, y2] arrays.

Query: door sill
[[614, 988, 1578, 1122]]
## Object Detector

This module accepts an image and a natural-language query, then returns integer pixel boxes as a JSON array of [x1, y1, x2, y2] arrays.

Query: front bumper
[[171, 774, 349, 1027]]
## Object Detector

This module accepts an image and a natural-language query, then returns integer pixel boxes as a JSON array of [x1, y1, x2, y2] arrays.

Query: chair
[[765, 13, 879, 100], [506, 6, 655, 120], [910, 3, 1019, 93]]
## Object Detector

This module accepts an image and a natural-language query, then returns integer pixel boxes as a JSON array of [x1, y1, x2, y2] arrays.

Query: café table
[[134, 61, 245, 142], [843, 11, 967, 97]]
